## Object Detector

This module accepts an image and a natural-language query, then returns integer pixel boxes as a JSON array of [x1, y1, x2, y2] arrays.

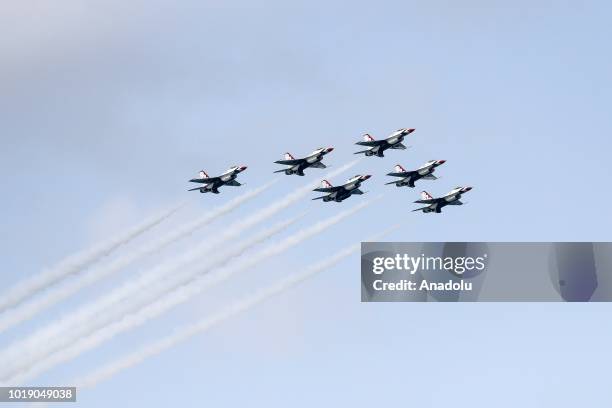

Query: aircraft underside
[[201, 182, 222, 194], [396, 176, 417, 188], [286, 164, 307, 176], [321, 188, 364, 202], [323, 191, 351, 202], [196, 178, 242, 194], [365, 145, 384, 157], [422, 198, 463, 213], [284, 158, 326, 176], [363, 141, 406, 157]]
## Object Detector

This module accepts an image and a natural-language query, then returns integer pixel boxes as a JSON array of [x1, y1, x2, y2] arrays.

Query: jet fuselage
[[420, 187, 472, 213], [392, 160, 446, 188], [360, 128, 415, 157], [319, 175, 371, 202], [189, 165, 247, 194], [278, 147, 334, 176]]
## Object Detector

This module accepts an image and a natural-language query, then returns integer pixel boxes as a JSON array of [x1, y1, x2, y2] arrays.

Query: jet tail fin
[[421, 191, 434, 200], [320, 179, 333, 189], [284, 152, 295, 160]]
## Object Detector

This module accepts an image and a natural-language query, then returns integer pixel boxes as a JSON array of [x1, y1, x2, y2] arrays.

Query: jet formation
[[187, 128, 473, 213]]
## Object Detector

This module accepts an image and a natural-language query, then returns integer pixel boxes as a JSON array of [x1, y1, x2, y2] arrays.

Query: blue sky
[[1, 1, 612, 407]]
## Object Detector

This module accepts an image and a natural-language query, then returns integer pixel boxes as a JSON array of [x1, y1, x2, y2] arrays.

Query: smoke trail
[[0, 184, 271, 334], [75, 224, 394, 389], [0, 160, 359, 379], [3, 214, 306, 385], [4, 201, 373, 385], [0, 204, 181, 314], [0, 209, 295, 380]]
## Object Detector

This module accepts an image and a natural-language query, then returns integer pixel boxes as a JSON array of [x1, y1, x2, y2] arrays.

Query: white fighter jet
[[188, 165, 247, 194], [274, 147, 334, 176], [385, 160, 446, 188], [413, 187, 473, 213], [354, 128, 415, 157], [312, 175, 371, 202]]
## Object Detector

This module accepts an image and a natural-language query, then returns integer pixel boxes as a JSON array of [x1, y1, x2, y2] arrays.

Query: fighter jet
[[312, 175, 371, 202], [188, 165, 247, 194], [413, 187, 473, 213], [354, 128, 415, 157], [385, 160, 446, 188], [274, 147, 334, 176]]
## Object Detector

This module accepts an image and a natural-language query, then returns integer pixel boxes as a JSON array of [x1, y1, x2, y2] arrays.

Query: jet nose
[[407, 128, 416, 133], [438, 160, 446, 164], [362, 174, 372, 180], [326, 147, 334, 152], [240, 166, 248, 171], [464, 186, 473, 192]]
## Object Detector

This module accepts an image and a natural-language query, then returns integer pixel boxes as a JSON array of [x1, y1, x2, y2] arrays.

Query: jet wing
[[189, 177, 220, 184], [387, 171, 416, 177], [414, 198, 440, 204], [313, 186, 343, 193], [312, 195, 330, 200], [274, 158, 306, 165], [355, 140, 385, 147]]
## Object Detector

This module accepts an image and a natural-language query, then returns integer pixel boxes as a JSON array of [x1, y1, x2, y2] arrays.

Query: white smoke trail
[[0, 184, 271, 334], [3, 214, 307, 385], [0, 204, 181, 314], [6, 201, 373, 385], [76, 224, 394, 389], [0, 160, 359, 379], [0, 186, 274, 378]]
